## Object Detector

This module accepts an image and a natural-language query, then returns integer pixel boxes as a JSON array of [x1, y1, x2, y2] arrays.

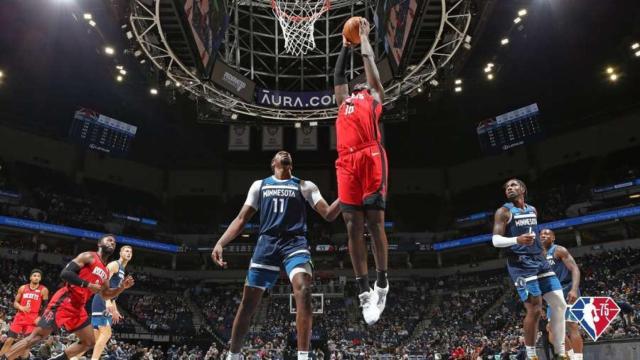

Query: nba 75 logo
[[569, 296, 620, 341]]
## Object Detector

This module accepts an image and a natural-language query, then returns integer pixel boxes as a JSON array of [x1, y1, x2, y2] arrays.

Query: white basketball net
[[272, 0, 330, 56]]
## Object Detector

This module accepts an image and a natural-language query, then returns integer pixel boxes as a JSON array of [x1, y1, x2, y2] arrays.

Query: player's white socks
[[227, 352, 241, 360], [526, 346, 536, 358], [544, 289, 567, 355], [297, 351, 309, 360], [572, 354, 583, 360]]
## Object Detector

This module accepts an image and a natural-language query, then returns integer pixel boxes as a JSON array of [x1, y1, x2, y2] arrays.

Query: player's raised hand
[[212, 243, 227, 268], [516, 233, 535, 246], [121, 275, 135, 289], [110, 307, 123, 324], [359, 18, 371, 38], [342, 35, 353, 48]]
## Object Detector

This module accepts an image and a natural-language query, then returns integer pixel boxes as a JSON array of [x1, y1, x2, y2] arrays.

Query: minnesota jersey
[[336, 89, 383, 153], [91, 260, 125, 316], [257, 176, 307, 236], [546, 245, 571, 285], [503, 202, 543, 256]]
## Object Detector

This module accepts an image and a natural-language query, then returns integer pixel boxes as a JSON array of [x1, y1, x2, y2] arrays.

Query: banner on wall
[[296, 127, 317, 151], [262, 126, 283, 151], [228, 125, 250, 151]]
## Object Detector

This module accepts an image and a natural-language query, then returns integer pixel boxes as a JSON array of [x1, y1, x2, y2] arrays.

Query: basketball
[[343, 16, 362, 44]]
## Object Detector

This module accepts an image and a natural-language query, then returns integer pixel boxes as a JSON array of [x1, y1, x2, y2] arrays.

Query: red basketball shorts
[[38, 288, 90, 333], [336, 142, 388, 211], [8, 313, 38, 337]]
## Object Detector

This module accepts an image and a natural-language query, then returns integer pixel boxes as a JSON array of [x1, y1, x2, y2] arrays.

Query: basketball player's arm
[[492, 207, 535, 247], [39, 287, 49, 316], [105, 261, 123, 322], [301, 180, 341, 222], [556, 246, 581, 303], [360, 19, 384, 103], [216, 205, 257, 248], [13, 285, 27, 312], [60, 252, 96, 289], [334, 40, 350, 106]]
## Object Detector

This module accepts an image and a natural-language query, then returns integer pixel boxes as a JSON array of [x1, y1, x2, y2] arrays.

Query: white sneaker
[[374, 281, 389, 314], [359, 289, 380, 325]]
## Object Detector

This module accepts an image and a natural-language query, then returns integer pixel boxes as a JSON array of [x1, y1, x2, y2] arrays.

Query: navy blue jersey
[[546, 244, 571, 286], [257, 176, 307, 236], [91, 260, 125, 316], [503, 202, 543, 256]]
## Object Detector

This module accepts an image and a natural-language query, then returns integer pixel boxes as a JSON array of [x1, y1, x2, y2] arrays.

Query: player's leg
[[90, 324, 112, 360], [229, 286, 264, 353], [567, 322, 583, 359], [523, 294, 543, 359], [365, 209, 389, 308], [342, 211, 368, 291], [289, 265, 313, 360], [0, 335, 15, 356], [55, 324, 96, 359], [2, 326, 52, 360], [541, 276, 567, 357]]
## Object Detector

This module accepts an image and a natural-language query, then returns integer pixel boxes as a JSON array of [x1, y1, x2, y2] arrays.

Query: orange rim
[[271, 0, 331, 22]]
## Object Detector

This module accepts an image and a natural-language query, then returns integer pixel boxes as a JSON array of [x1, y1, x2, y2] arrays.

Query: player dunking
[[333, 17, 389, 325], [1, 234, 134, 360], [541, 229, 583, 360], [492, 179, 568, 360], [72, 246, 133, 360], [0, 269, 49, 359], [212, 151, 340, 360]]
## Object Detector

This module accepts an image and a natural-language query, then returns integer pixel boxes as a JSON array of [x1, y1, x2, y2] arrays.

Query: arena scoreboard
[[476, 103, 543, 154], [69, 108, 137, 156]]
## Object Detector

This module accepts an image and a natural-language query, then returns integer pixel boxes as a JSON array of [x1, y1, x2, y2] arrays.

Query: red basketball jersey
[[66, 252, 109, 306], [18, 284, 45, 315], [335, 90, 383, 154]]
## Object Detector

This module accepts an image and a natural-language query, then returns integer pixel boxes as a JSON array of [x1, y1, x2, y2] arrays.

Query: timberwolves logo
[[569, 296, 620, 341]]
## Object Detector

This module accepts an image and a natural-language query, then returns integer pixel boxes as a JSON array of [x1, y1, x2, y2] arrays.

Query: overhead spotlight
[[487, 73, 494, 80], [454, 86, 462, 93], [121, 24, 128, 30], [88, 20, 96, 27], [606, 67, 614, 74], [0, 70, 4, 78], [175, 81, 181, 87], [501, 38, 509, 46], [294, 122, 302, 128], [417, 87, 423, 93], [632, 43, 640, 50], [164, 80, 172, 87], [309, 121, 318, 127], [126, 31, 133, 40], [83, 13, 92, 20], [230, 113, 239, 120], [104, 46, 115, 55], [454, 79, 462, 85], [518, 9, 527, 17], [429, 79, 439, 87], [119, 69, 127, 75], [139, 59, 146, 64], [630, 194, 640, 199], [484, 66, 492, 73], [150, 88, 158, 95], [116, 75, 123, 82], [609, 73, 618, 81], [513, 17, 522, 24], [487, 62, 494, 68], [134, 50, 142, 58], [116, 65, 123, 70], [635, 50, 640, 57]]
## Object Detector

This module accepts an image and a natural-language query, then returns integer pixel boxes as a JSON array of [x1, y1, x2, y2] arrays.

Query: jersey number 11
[[272, 198, 285, 213]]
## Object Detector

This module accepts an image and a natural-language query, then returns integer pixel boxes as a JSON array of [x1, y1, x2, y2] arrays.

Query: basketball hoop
[[271, 0, 330, 56]]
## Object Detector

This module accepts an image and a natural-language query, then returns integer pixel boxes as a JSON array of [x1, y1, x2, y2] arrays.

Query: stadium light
[[518, 9, 527, 17], [294, 122, 302, 128], [417, 87, 423, 93], [631, 43, 639, 50], [88, 20, 96, 27], [175, 81, 181, 87], [484, 66, 492, 73], [487, 73, 494, 80], [116, 75, 123, 82], [454, 86, 462, 93], [309, 121, 318, 127], [104, 46, 115, 56], [635, 50, 640, 57], [0, 70, 4, 78], [609, 73, 618, 82], [116, 65, 123, 70], [513, 17, 522, 24], [83, 13, 92, 20], [501, 38, 509, 46], [630, 194, 640, 199], [230, 113, 239, 120], [487, 62, 494, 68], [606, 67, 614, 74], [150, 88, 158, 95], [119, 69, 127, 75], [454, 79, 462, 85]]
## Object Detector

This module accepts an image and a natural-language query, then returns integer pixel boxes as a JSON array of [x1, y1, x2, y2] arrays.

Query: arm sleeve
[[333, 46, 349, 86], [300, 180, 324, 206], [60, 262, 88, 287], [244, 181, 262, 210], [492, 234, 518, 248]]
